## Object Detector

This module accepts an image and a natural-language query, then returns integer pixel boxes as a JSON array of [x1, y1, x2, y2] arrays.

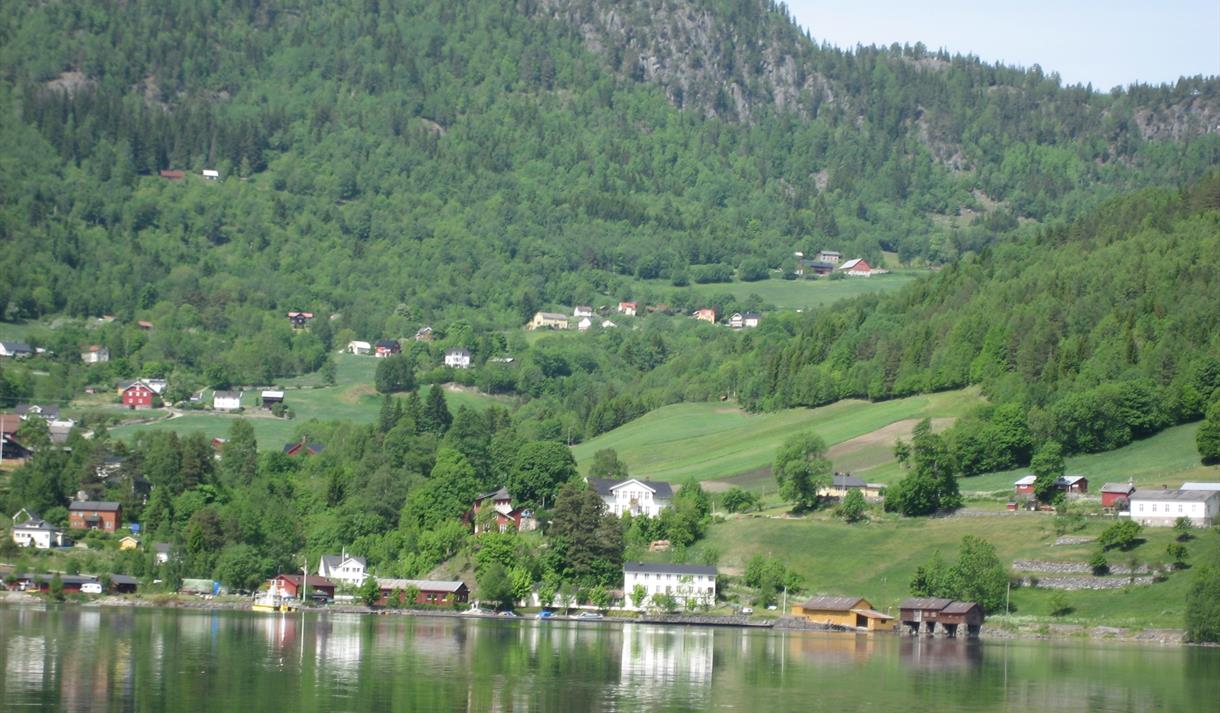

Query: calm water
[[1, 606, 1216, 712]]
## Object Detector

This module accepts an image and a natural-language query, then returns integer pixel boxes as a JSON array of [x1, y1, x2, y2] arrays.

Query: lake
[[2, 606, 1216, 712]]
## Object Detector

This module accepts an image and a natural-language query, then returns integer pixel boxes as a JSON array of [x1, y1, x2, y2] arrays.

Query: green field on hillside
[[109, 354, 510, 449], [959, 422, 1219, 494], [621, 271, 925, 311], [704, 512, 1216, 628], [572, 388, 982, 485]]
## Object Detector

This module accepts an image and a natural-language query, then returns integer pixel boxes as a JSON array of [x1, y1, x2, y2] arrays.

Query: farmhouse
[[1014, 474, 1088, 496], [318, 553, 368, 586], [819, 473, 886, 501], [1125, 489, 1219, 527], [573, 306, 594, 317], [623, 562, 717, 610], [617, 301, 638, 317], [795, 259, 835, 277], [1, 414, 33, 465], [529, 312, 570, 330], [444, 348, 472, 369], [816, 250, 842, 264], [81, 345, 110, 363], [283, 440, 324, 457], [692, 308, 716, 324], [16, 404, 59, 421], [467, 486, 537, 533], [119, 380, 157, 409], [374, 339, 401, 357], [1100, 482, 1136, 508], [346, 340, 372, 355], [588, 478, 673, 517], [790, 596, 895, 632], [213, 391, 243, 411], [261, 390, 285, 407], [375, 578, 470, 606], [838, 258, 874, 276], [68, 501, 122, 532]]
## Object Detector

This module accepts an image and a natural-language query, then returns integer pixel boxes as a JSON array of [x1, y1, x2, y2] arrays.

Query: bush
[[837, 489, 867, 523], [1048, 591, 1072, 617], [1098, 520, 1143, 551], [721, 487, 759, 514], [1167, 542, 1189, 569], [1089, 552, 1109, 576]]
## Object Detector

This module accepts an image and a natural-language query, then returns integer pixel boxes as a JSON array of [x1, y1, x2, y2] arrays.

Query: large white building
[[10, 512, 65, 549], [588, 478, 673, 518], [623, 563, 717, 610], [444, 348, 472, 369], [1125, 489, 1219, 527], [318, 554, 368, 586]]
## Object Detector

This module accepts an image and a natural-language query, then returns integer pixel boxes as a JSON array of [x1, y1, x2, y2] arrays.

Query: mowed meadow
[[572, 388, 983, 488]]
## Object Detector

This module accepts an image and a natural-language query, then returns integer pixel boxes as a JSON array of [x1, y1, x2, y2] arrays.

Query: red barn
[[272, 574, 335, 600], [1100, 482, 1135, 508], [121, 381, 155, 409], [1013, 475, 1036, 494], [68, 501, 122, 531]]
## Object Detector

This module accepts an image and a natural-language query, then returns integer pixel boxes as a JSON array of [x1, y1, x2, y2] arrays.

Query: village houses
[[81, 345, 110, 363], [9, 510, 66, 549], [467, 487, 537, 533], [374, 339, 401, 357], [617, 301, 638, 317], [318, 553, 369, 586], [67, 500, 122, 532]]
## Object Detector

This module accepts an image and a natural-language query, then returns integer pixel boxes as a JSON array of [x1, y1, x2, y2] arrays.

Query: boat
[[252, 581, 298, 613]]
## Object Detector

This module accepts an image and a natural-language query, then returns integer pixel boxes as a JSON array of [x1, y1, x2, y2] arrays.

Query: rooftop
[[898, 597, 954, 611], [798, 595, 867, 612], [587, 478, 674, 499], [376, 578, 467, 593], [940, 601, 981, 614], [623, 562, 717, 576], [1130, 489, 1218, 503], [68, 501, 121, 512]]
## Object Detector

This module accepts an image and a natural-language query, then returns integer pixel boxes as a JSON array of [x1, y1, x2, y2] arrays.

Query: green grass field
[[704, 511, 1217, 628], [108, 354, 511, 449], [572, 388, 982, 485], [621, 271, 925, 311], [959, 422, 1220, 494]]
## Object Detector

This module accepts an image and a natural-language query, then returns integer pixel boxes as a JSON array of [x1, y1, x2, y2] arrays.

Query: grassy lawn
[[0, 321, 39, 341], [572, 388, 982, 485], [704, 511, 1216, 628], [109, 354, 511, 449], [619, 271, 926, 311], [959, 422, 1220, 494]]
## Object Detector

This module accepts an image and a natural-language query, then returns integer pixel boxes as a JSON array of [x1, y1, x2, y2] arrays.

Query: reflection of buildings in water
[[176, 609, 216, 643], [783, 630, 883, 667], [262, 613, 299, 651], [315, 615, 364, 674], [405, 617, 463, 661], [6, 635, 52, 696], [620, 624, 713, 686], [899, 637, 983, 670]]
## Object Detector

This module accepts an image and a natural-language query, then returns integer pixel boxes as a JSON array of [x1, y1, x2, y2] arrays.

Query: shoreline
[[1, 591, 1195, 646]]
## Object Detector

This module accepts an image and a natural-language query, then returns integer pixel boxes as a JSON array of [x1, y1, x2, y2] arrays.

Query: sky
[[784, 1, 1220, 91]]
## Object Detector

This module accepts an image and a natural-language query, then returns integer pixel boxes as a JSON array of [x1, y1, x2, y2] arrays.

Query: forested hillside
[[1, 0, 1217, 344]]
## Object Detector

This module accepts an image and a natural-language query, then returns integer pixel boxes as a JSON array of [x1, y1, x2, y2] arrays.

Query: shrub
[[1167, 542, 1189, 569], [837, 489, 867, 523], [1098, 520, 1143, 551], [1089, 552, 1109, 576], [1048, 591, 1071, 617]]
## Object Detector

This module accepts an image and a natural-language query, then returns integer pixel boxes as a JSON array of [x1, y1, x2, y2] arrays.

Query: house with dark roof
[[1, 414, 34, 465], [444, 348, 472, 369], [587, 478, 674, 517], [0, 341, 33, 358], [374, 339, 401, 358], [287, 311, 314, 328], [68, 501, 121, 532], [1126, 488, 1219, 527], [16, 404, 60, 421], [898, 598, 983, 637], [283, 440, 324, 457], [623, 563, 717, 610], [375, 578, 469, 606], [318, 553, 368, 586], [81, 345, 110, 363], [213, 391, 242, 411], [10, 511, 66, 549], [467, 487, 536, 533], [791, 595, 895, 631]]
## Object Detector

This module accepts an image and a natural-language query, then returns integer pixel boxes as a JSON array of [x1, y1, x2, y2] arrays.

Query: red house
[[68, 501, 122, 531], [1013, 475, 1036, 495], [272, 574, 335, 599], [121, 380, 156, 409], [1100, 482, 1135, 508], [159, 170, 185, 180]]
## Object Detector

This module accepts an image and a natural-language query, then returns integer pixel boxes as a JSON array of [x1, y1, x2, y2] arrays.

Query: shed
[[898, 597, 954, 634], [936, 601, 984, 637], [273, 574, 335, 599], [791, 595, 896, 631], [1100, 482, 1135, 508]]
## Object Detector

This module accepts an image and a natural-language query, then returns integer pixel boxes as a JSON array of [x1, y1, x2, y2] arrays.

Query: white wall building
[[346, 340, 372, 355], [444, 348, 472, 369], [319, 554, 368, 586], [213, 391, 243, 411], [624, 563, 717, 610], [1125, 489, 1219, 527], [81, 345, 110, 363], [588, 478, 673, 518], [11, 518, 65, 549]]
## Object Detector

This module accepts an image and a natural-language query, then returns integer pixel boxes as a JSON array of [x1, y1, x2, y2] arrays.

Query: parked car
[[576, 611, 603, 619], [535, 610, 554, 619], [81, 582, 103, 595], [498, 611, 519, 618], [740, 607, 754, 615]]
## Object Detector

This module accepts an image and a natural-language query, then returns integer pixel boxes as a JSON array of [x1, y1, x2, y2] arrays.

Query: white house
[[0, 341, 33, 358], [601, 320, 618, 329], [623, 563, 717, 610], [573, 306, 594, 318], [153, 542, 174, 564], [577, 317, 593, 332], [81, 345, 110, 363], [444, 348, 472, 369], [346, 340, 372, 355], [10, 511, 65, 549], [202, 169, 220, 180], [1125, 489, 1220, 527], [728, 312, 762, 329], [213, 391, 243, 411], [816, 250, 842, 264], [319, 553, 368, 586], [588, 478, 674, 518]]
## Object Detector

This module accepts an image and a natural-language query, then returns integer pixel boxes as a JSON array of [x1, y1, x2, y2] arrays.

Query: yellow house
[[819, 474, 886, 501], [791, 596, 896, 632], [528, 312, 569, 331], [118, 536, 140, 551]]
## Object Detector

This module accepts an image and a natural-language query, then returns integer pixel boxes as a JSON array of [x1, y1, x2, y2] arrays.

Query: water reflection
[[0, 607, 1214, 713]]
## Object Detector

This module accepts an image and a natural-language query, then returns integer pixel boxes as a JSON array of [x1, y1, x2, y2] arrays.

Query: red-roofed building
[[272, 574, 335, 599]]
